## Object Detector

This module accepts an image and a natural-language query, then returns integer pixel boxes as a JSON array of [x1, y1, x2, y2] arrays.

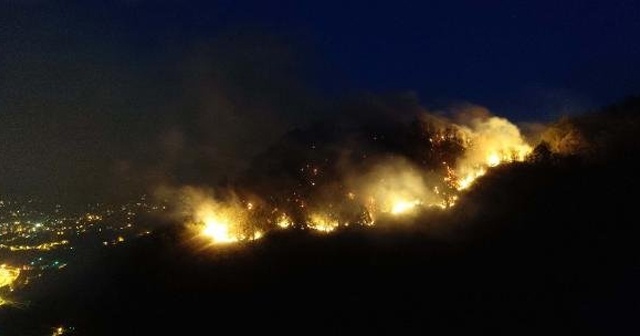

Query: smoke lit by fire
[[448, 114, 533, 190], [168, 108, 534, 246]]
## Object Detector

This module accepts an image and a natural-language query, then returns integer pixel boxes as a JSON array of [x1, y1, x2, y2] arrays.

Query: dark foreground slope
[[4, 161, 638, 335], [2, 98, 640, 335]]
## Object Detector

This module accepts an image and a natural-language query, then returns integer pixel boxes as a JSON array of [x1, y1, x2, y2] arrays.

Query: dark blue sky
[[127, 0, 638, 117], [4, 0, 640, 116], [1, 0, 639, 201]]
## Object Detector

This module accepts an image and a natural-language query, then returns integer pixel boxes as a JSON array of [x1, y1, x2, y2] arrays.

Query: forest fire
[[173, 110, 534, 245]]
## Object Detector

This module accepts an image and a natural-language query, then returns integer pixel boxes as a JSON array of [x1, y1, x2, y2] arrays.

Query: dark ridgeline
[[2, 96, 640, 335]]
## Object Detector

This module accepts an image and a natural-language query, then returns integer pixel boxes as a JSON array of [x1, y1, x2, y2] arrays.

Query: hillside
[[2, 97, 640, 335]]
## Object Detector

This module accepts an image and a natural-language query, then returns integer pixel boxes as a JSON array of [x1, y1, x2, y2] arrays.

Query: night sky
[[1, 0, 639, 204]]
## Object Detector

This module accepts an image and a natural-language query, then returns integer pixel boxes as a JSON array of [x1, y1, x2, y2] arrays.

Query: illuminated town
[[0, 195, 167, 312]]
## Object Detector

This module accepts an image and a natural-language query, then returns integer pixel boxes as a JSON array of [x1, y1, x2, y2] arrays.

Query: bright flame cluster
[[190, 198, 263, 244], [307, 213, 340, 232], [0, 264, 20, 289], [390, 199, 422, 215], [0, 264, 20, 307]]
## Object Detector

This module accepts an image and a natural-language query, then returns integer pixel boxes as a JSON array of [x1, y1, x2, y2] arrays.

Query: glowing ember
[[52, 327, 64, 336], [360, 208, 376, 226], [276, 213, 293, 228]]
